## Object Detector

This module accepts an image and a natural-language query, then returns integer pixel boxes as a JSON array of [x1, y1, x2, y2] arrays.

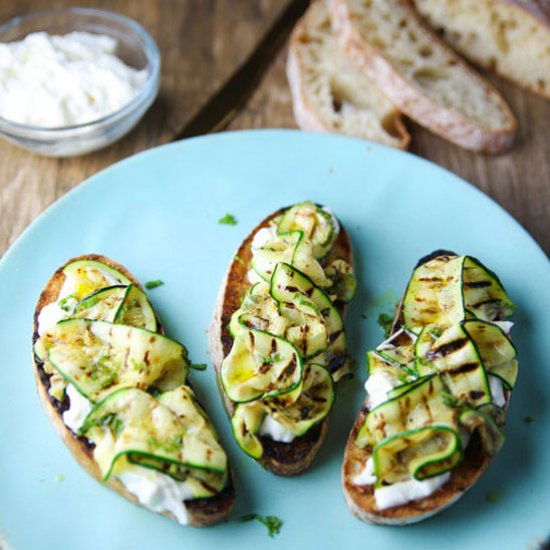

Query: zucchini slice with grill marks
[[220, 327, 303, 403], [277, 201, 337, 259], [113, 284, 157, 331], [366, 351, 415, 384], [415, 323, 492, 406], [231, 401, 266, 459], [81, 387, 227, 491], [271, 262, 347, 377], [403, 255, 514, 332], [229, 283, 288, 338], [72, 284, 157, 332], [373, 426, 463, 486], [357, 375, 464, 484], [62, 259, 132, 303], [325, 259, 356, 303], [462, 320, 518, 390], [459, 406, 505, 456], [72, 285, 127, 321], [251, 230, 330, 288], [357, 375, 459, 447], [231, 364, 334, 458], [376, 329, 416, 372], [251, 230, 301, 283], [44, 319, 189, 402]]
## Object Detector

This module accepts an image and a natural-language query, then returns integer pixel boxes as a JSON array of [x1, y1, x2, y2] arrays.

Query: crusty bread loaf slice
[[209, 208, 353, 476], [343, 406, 492, 525], [342, 250, 510, 525], [411, 0, 550, 99], [330, 0, 518, 153], [287, 1, 410, 148], [33, 254, 234, 527]]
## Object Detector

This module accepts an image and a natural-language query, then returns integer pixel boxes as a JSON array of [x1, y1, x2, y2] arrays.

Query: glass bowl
[[0, 8, 160, 157]]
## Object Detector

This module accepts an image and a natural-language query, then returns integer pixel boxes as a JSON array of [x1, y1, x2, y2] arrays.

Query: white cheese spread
[[259, 415, 296, 443], [62, 387, 195, 525], [364, 371, 400, 409], [62, 384, 92, 433], [488, 374, 506, 407], [493, 321, 514, 333], [352, 457, 450, 510], [251, 226, 278, 249], [322, 206, 340, 237], [37, 265, 122, 335], [0, 31, 147, 127], [116, 465, 195, 525], [374, 472, 451, 510], [352, 455, 377, 485], [247, 268, 264, 285]]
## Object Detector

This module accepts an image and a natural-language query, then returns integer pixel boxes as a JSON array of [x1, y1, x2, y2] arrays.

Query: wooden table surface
[[1, 0, 549, 259]]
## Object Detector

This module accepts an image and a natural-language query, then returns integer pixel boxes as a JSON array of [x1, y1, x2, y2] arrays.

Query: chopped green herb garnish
[[524, 415, 535, 424], [262, 354, 282, 365], [190, 363, 207, 371], [486, 490, 502, 503], [130, 358, 147, 373], [219, 213, 238, 226], [78, 293, 102, 310], [234, 255, 246, 267], [240, 513, 283, 538], [145, 280, 164, 290], [54, 474, 64, 483], [377, 313, 394, 337], [58, 294, 76, 313], [442, 392, 465, 409], [162, 434, 184, 453]]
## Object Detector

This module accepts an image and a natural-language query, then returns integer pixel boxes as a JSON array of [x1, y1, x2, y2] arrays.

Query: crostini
[[209, 202, 356, 475], [343, 250, 517, 524], [33, 254, 234, 526]]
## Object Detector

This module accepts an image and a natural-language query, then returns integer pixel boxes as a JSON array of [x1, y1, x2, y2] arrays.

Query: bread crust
[[330, 0, 518, 154], [341, 251, 509, 524], [209, 208, 353, 476], [32, 254, 234, 527], [287, 1, 410, 149]]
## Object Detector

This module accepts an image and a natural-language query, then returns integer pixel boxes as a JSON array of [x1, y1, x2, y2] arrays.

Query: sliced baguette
[[412, 0, 550, 99], [330, 0, 518, 153], [342, 250, 509, 525], [33, 254, 234, 527], [287, 0, 410, 148], [209, 208, 353, 476]]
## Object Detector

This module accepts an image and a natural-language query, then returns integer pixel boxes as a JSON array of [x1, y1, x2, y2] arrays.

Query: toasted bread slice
[[33, 254, 234, 527], [412, 0, 550, 99], [209, 209, 353, 476], [330, 0, 517, 153], [342, 250, 510, 525], [287, 1, 410, 149]]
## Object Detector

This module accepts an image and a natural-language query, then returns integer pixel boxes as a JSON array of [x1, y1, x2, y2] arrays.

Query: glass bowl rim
[[0, 6, 161, 133]]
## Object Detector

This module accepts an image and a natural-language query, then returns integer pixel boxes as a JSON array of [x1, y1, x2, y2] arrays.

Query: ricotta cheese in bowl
[[0, 8, 160, 156], [0, 31, 148, 128]]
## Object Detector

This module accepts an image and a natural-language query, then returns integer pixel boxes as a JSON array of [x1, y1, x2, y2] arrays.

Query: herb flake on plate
[[144, 280, 164, 290], [240, 513, 283, 537], [219, 213, 238, 226]]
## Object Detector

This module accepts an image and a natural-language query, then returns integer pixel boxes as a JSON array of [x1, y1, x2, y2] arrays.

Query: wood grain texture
[[0, 0, 549, 259]]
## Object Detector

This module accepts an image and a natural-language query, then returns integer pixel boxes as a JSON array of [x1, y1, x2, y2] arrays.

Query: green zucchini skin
[[343, 250, 516, 525], [33, 254, 235, 526], [210, 205, 354, 476]]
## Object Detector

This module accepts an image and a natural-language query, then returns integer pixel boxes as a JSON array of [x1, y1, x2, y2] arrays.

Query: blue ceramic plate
[[0, 131, 548, 550]]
